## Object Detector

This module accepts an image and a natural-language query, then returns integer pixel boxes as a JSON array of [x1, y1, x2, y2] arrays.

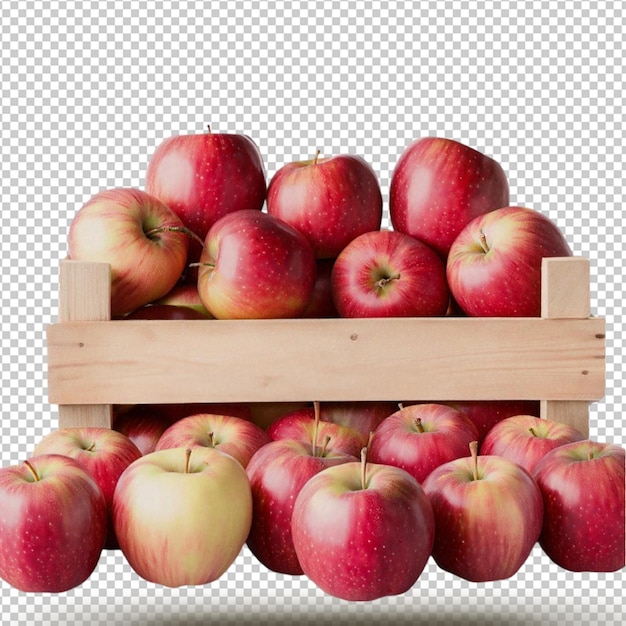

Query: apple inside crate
[[46, 257, 605, 438]]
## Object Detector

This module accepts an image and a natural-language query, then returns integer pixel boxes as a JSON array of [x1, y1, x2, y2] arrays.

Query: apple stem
[[207, 431, 215, 448], [360, 446, 368, 490], [375, 273, 401, 289], [528, 427, 538, 437], [319, 435, 331, 458], [366, 430, 375, 453], [478, 231, 490, 254], [23, 459, 40, 482], [188, 261, 215, 269], [144, 225, 206, 249], [312, 149, 320, 165], [414, 417, 425, 433], [469, 441, 479, 481], [311, 401, 321, 457], [207, 124, 211, 134], [184, 448, 192, 474], [398, 402, 404, 410], [85, 441, 96, 452]]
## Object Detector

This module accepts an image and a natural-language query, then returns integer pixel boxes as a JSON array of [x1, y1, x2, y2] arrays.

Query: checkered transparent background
[[1, 1, 624, 624]]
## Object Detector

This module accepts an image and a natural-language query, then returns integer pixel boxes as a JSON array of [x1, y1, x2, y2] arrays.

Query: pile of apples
[[0, 400, 623, 598], [64, 129, 572, 320]]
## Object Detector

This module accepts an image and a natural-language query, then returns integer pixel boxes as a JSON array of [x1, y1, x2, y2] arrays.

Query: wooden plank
[[56, 260, 113, 428], [46, 316, 605, 405], [540, 400, 591, 438]]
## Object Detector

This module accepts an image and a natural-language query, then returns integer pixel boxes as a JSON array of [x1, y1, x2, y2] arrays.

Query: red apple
[[422, 442, 543, 582], [67, 187, 189, 316], [302, 259, 339, 318], [125, 303, 209, 320], [113, 404, 176, 456], [245, 438, 357, 575], [318, 401, 397, 444], [446, 206, 572, 317], [197, 210, 316, 319], [266, 151, 382, 258], [390, 136, 509, 258], [0, 454, 107, 592], [266, 403, 364, 457], [533, 440, 625, 572], [153, 283, 213, 317], [291, 448, 434, 601], [481, 415, 586, 474], [155, 413, 270, 468], [32, 427, 142, 548], [331, 229, 450, 318], [145, 127, 266, 275], [369, 403, 479, 483], [113, 447, 252, 587]]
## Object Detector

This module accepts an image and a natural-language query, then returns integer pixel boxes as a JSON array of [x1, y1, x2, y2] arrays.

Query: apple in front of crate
[[480, 415, 586, 474], [267, 151, 383, 258], [0, 454, 107, 592], [389, 136, 509, 259], [113, 404, 176, 456], [155, 413, 270, 468], [446, 206, 572, 317], [369, 403, 479, 483], [197, 210, 316, 319], [331, 230, 450, 318], [32, 427, 142, 548], [533, 440, 625, 572], [145, 127, 266, 275], [291, 448, 434, 601], [246, 438, 357, 575], [67, 187, 190, 316], [113, 447, 252, 587], [422, 442, 543, 582]]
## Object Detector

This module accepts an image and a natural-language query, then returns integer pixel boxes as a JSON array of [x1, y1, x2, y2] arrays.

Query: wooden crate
[[46, 256, 605, 437]]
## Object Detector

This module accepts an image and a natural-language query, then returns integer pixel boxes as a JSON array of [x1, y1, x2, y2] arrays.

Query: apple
[[480, 414, 586, 474], [0, 454, 107, 592], [266, 150, 383, 258], [245, 437, 357, 575], [155, 413, 270, 467], [446, 206, 572, 317], [197, 209, 316, 319], [113, 447, 252, 587], [67, 187, 190, 316], [369, 403, 479, 483], [291, 447, 435, 601], [302, 259, 339, 318], [112, 404, 176, 456], [318, 401, 397, 444], [389, 136, 509, 258], [422, 442, 543, 582], [153, 282, 213, 317], [331, 229, 450, 318], [267, 403, 364, 457], [533, 440, 625, 572], [145, 126, 266, 275], [32, 427, 142, 548], [125, 303, 210, 320]]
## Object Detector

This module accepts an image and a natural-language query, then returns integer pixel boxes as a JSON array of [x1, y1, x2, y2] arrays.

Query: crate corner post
[[55, 260, 114, 429]]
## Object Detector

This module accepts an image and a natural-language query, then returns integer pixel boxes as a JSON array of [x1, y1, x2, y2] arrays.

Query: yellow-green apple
[[422, 442, 543, 582], [125, 303, 209, 320], [266, 402, 364, 457], [32, 427, 142, 548], [0, 454, 107, 592], [331, 230, 450, 318], [112, 447, 252, 587], [533, 440, 625, 572], [389, 137, 509, 258], [266, 151, 382, 258], [145, 127, 266, 276], [153, 282, 213, 317], [291, 448, 434, 601], [480, 415, 585, 474], [302, 259, 339, 318], [446, 206, 572, 317], [113, 404, 176, 455], [67, 187, 189, 316], [245, 438, 357, 575], [369, 403, 479, 483], [155, 413, 270, 468], [197, 210, 316, 319]]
